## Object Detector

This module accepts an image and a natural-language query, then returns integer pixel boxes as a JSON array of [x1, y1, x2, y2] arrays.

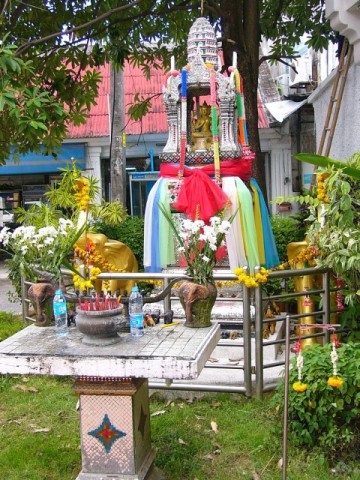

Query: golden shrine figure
[[192, 102, 213, 151]]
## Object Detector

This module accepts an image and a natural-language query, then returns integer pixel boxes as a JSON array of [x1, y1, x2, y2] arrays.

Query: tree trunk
[[110, 64, 127, 206], [219, 0, 268, 199]]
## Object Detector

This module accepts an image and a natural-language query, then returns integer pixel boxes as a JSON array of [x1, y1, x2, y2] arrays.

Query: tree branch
[[259, 53, 299, 67], [16, 0, 146, 55]]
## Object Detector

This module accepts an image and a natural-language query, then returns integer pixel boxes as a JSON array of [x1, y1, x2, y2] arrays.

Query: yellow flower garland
[[73, 177, 91, 211], [234, 267, 269, 288], [73, 265, 102, 292], [316, 173, 330, 203]]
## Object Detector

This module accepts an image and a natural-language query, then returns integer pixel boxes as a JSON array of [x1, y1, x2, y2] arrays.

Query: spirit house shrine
[[144, 17, 279, 274]]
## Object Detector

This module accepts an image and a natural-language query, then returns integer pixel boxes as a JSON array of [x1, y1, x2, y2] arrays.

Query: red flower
[[293, 339, 301, 353], [215, 245, 228, 261]]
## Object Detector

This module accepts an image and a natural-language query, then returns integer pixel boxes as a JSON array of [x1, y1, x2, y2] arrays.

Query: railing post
[[242, 268, 252, 398], [323, 270, 331, 344], [163, 277, 170, 313], [21, 276, 28, 323], [254, 267, 263, 399]]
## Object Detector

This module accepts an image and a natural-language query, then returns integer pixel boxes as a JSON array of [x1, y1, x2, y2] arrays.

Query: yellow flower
[[234, 267, 269, 288], [327, 376, 343, 388], [293, 381, 307, 392], [234, 267, 244, 276]]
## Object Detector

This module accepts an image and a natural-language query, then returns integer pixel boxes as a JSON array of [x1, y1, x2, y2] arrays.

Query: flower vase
[[178, 281, 217, 328]]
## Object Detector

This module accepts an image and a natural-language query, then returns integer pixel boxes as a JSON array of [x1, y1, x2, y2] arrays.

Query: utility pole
[[110, 63, 126, 206]]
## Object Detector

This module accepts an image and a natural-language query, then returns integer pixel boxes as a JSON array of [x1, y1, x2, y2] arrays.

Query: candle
[[232, 51, 237, 68], [210, 69, 217, 105], [171, 55, 175, 71]]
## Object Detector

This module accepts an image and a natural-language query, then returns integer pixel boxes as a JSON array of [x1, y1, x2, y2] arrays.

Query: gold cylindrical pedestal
[[287, 241, 317, 348]]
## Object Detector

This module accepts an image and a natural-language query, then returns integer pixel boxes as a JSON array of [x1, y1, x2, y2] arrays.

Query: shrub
[[273, 342, 360, 457], [92, 216, 145, 270], [261, 215, 307, 297], [270, 214, 307, 263]]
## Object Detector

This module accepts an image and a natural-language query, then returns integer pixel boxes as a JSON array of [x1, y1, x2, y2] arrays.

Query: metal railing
[[22, 266, 335, 398]]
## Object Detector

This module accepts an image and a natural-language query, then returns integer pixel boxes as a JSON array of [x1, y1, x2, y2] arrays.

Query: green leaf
[[295, 153, 360, 180]]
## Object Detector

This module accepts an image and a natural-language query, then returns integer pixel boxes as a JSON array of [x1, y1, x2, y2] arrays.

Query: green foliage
[[278, 153, 360, 338], [263, 215, 307, 297], [295, 153, 360, 180], [0, 38, 101, 165], [92, 216, 145, 270], [273, 342, 360, 456], [270, 215, 308, 263], [303, 154, 360, 306], [45, 162, 99, 219], [15, 203, 64, 228], [0, 0, 337, 169], [91, 201, 128, 227], [260, 0, 336, 58]]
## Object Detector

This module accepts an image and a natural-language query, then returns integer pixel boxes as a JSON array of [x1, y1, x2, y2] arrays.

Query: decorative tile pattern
[[88, 413, 126, 454]]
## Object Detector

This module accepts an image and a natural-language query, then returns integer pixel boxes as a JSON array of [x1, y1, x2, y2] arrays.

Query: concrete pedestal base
[[74, 377, 154, 480]]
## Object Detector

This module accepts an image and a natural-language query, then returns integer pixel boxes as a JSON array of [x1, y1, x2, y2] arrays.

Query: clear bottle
[[53, 289, 68, 337], [129, 285, 144, 337]]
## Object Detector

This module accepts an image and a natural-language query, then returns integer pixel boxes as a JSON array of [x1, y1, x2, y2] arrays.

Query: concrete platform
[[0, 261, 284, 393]]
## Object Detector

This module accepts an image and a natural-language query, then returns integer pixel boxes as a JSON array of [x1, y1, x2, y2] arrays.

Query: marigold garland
[[73, 238, 127, 292], [234, 267, 269, 288], [328, 335, 343, 388], [316, 173, 330, 203], [73, 265, 102, 292], [73, 177, 91, 211]]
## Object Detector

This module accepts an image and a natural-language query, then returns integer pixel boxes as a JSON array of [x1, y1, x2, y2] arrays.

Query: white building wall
[[308, 62, 360, 161], [260, 127, 298, 215]]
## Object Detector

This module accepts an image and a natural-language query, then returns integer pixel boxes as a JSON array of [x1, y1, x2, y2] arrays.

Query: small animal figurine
[[263, 303, 277, 338], [271, 301, 281, 315], [229, 330, 239, 340], [150, 309, 161, 324], [144, 314, 156, 327], [163, 310, 174, 324]]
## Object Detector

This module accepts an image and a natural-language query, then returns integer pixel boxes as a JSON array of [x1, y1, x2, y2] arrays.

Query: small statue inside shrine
[[192, 102, 213, 151]]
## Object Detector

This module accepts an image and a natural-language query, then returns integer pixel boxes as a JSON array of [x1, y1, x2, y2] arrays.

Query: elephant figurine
[[76, 233, 138, 295], [28, 281, 55, 327]]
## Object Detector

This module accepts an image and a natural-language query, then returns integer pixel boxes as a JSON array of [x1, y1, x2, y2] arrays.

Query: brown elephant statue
[[28, 281, 55, 327], [76, 233, 138, 295]]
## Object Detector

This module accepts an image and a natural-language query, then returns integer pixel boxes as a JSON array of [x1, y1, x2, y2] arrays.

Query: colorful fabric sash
[[143, 176, 279, 273]]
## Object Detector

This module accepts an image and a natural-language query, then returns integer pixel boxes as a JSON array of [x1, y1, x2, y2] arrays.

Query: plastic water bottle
[[53, 289, 68, 337], [129, 285, 144, 337]]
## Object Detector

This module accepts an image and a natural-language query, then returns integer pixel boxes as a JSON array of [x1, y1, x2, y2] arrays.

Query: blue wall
[[0, 143, 86, 175]]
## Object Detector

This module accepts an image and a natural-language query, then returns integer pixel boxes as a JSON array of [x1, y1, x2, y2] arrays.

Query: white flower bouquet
[[159, 203, 233, 284], [0, 219, 83, 292]]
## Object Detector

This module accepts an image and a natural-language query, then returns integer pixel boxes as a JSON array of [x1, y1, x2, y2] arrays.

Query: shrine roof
[[68, 62, 271, 139]]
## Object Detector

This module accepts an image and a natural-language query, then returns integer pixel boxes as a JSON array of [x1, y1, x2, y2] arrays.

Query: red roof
[[68, 63, 268, 138]]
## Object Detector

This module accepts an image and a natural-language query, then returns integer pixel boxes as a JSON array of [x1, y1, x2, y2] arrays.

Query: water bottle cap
[[55, 289, 63, 294], [132, 285, 139, 293]]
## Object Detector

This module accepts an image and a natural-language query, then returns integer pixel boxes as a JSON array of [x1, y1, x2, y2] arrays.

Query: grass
[[0, 311, 26, 341], [0, 314, 359, 480]]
